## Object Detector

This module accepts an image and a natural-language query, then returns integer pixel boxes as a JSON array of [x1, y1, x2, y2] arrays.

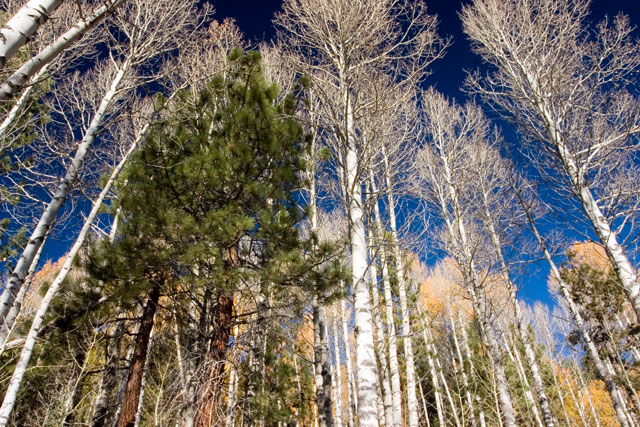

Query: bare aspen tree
[[0, 0, 62, 69], [276, 3, 443, 423], [413, 89, 517, 427], [461, 0, 640, 323]]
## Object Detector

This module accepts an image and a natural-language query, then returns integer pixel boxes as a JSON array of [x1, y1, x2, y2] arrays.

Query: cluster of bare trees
[[0, 0, 639, 425]]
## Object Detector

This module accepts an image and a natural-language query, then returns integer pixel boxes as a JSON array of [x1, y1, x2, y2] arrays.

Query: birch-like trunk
[[331, 313, 344, 427], [370, 183, 402, 426], [340, 298, 356, 427], [537, 103, 640, 326], [0, 0, 125, 101], [504, 333, 544, 427], [368, 261, 393, 427], [381, 146, 419, 427], [434, 153, 516, 427], [0, 0, 62, 69], [343, 94, 379, 426], [0, 120, 139, 425], [459, 311, 487, 427], [518, 194, 632, 427], [0, 56, 130, 330]]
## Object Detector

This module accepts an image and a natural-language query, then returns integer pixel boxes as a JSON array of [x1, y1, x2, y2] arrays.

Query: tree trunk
[[417, 307, 445, 427], [331, 313, 344, 427], [448, 303, 478, 427], [115, 279, 161, 427], [0, 62, 51, 145], [368, 262, 393, 427], [370, 198, 402, 426], [338, 298, 356, 427], [0, 0, 62, 69], [0, 235, 46, 350], [504, 332, 544, 427], [194, 290, 234, 427], [313, 297, 334, 427], [381, 146, 420, 427], [480, 189, 556, 427]]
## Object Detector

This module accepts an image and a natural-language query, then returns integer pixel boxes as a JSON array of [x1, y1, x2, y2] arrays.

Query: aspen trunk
[[0, 62, 50, 144], [0, 0, 62, 69], [339, 299, 356, 427], [381, 146, 419, 427], [504, 332, 544, 427], [459, 312, 487, 427], [343, 87, 379, 424], [435, 144, 517, 427], [417, 307, 445, 427], [115, 279, 161, 427], [0, 235, 46, 350], [368, 263, 393, 427], [331, 313, 344, 427], [448, 303, 478, 427], [370, 192, 402, 426], [313, 297, 334, 427]]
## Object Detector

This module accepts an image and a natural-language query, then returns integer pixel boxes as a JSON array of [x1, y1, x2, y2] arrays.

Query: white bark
[[314, 297, 334, 427], [0, 0, 62, 69], [414, 92, 517, 427], [0, 57, 130, 331], [477, 173, 555, 427], [380, 145, 419, 426], [504, 332, 544, 427], [0, 0, 125, 101], [368, 260, 393, 427], [370, 182, 402, 427], [340, 299, 356, 427], [331, 313, 344, 427], [449, 304, 479, 427], [0, 117, 143, 426]]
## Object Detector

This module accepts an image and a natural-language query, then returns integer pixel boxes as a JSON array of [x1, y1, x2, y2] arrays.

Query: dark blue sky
[[214, 0, 640, 104]]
